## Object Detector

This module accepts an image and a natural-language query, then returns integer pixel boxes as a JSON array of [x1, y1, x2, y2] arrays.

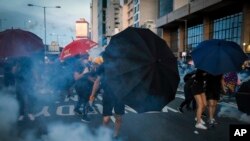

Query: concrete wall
[[140, 0, 158, 26], [174, 0, 188, 10]]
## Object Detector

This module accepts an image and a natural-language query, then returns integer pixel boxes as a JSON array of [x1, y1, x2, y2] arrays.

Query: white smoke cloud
[[44, 122, 113, 141], [0, 88, 19, 141], [88, 47, 104, 58], [218, 106, 250, 123], [0, 88, 114, 141], [240, 114, 250, 123]]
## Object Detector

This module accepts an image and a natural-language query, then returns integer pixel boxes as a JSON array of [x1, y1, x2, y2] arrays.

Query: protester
[[178, 71, 196, 113], [13, 57, 35, 121], [206, 73, 224, 127], [191, 69, 207, 130], [89, 62, 125, 139], [3, 58, 15, 88], [223, 72, 238, 100], [73, 54, 94, 122]]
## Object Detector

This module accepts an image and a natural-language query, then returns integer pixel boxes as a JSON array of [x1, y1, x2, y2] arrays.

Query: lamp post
[[0, 18, 7, 31], [27, 3, 61, 58]]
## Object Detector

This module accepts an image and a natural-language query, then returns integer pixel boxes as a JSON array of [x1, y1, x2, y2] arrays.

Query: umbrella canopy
[[102, 27, 180, 113], [60, 39, 97, 60], [191, 39, 248, 75], [0, 29, 44, 58]]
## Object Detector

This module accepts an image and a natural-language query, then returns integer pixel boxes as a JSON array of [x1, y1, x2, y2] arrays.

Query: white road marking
[[125, 105, 137, 113], [97, 95, 103, 101], [95, 103, 103, 114], [162, 106, 179, 113], [176, 94, 185, 99]]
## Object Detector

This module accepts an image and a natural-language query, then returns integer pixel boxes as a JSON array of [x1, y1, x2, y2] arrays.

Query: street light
[[0, 18, 7, 31], [27, 3, 61, 58]]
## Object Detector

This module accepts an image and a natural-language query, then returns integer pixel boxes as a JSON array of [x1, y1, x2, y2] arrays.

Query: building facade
[[120, 0, 158, 33], [90, 0, 99, 43], [156, 0, 250, 58], [97, 0, 108, 47], [106, 0, 121, 42]]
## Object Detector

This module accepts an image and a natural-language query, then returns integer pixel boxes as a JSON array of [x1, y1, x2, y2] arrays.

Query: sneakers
[[88, 106, 95, 113], [81, 115, 91, 122], [28, 114, 35, 121], [112, 135, 121, 141], [18, 115, 24, 121], [177, 107, 184, 113], [74, 109, 83, 115], [195, 123, 207, 130], [195, 118, 205, 125], [18, 114, 35, 121], [208, 118, 218, 125]]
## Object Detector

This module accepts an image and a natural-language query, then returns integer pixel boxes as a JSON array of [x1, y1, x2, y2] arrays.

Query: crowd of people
[[1, 54, 124, 139], [177, 58, 250, 130], [1, 53, 249, 138]]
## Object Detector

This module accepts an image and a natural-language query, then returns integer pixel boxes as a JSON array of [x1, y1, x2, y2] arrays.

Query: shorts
[[206, 91, 220, 101], [191, 82, 205, 95], [102, 92, 125, 116], [75, 85, 92, 102]]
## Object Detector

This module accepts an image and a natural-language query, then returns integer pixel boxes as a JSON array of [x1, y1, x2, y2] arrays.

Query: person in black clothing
[[178, 71, 196, 113], [73, 54, 95, 122], [89, 63, 125, 139], [13, 57, 35, 121], [205, 73, 224, 126], [3, 59, 15, 88]]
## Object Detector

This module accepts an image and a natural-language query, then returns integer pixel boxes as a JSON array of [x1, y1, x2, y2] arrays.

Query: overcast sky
[[0, 0, 91, 47]]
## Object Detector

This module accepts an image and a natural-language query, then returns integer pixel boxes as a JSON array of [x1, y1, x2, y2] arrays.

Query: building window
[[187, 24, 204, 51], [134, 0, 139, 5], [134, 14, 139, 22], [159, 0, 173, 18], [170, 29, 179, 54], [136, 22, 139, 27], [134, 22, 139, 27], [211, 12, 242, 45]]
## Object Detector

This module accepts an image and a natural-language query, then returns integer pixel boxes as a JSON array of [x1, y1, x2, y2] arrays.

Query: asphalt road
[[14, 91, 245, 141]]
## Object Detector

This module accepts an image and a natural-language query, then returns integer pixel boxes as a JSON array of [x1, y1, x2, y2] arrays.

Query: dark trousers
[[180, 98, 196, 110], [16, 86, 33, 115], [74, 85, 91, 116], [180, 80, 196, 110]]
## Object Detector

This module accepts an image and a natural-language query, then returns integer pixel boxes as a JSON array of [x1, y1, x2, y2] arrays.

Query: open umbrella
[[0, 29, 44, 58], [191, 39, 248, 75], [60, 38, 97, 60], [102, 27, 180, 113], [236, 79, 250, 115]]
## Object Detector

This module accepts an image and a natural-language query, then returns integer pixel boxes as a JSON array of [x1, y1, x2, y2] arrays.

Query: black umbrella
[[236, 80, 250, 115], [102, 27, 180, 113], [191, 39, 248, 75]]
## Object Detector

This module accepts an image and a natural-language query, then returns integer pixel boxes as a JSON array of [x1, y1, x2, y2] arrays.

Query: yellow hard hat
[[93, 56, 103, 64]]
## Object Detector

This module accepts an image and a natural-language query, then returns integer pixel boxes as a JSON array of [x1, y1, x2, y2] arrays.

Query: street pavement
[[12, 90, 248, 141]]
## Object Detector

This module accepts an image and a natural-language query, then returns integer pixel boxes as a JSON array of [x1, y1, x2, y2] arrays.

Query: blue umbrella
[[191, 39, 248, 75]]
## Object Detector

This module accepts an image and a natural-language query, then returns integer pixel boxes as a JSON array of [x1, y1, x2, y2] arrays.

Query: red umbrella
[[60, 38, 97, 60], [0, 29, 44, 58]]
